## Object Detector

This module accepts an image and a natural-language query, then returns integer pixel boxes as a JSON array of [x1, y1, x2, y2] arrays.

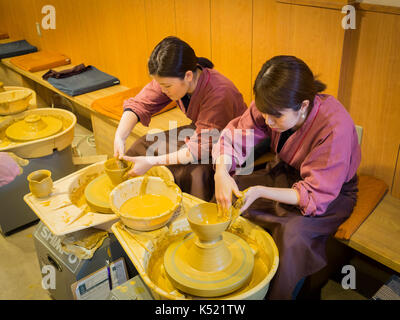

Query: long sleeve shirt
[[123, 67, 247, 160], [212, 94, 362, 216]]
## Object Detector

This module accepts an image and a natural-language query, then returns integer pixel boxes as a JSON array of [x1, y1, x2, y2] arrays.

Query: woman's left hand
[[121, 155, 155, 177], [240, 186, 262, 213]]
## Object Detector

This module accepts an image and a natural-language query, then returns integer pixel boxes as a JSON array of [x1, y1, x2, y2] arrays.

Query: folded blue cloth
[[46, 66, 120, 96], [0, 40, 37, 59]]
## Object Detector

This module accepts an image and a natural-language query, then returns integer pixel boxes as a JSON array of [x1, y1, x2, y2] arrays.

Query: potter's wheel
[[84, 174, 114, 214], [164, 231, 254, 297], [6, 114, 63, 141]]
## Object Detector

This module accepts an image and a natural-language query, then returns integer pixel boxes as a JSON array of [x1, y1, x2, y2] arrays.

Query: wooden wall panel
[[252, 0, 279, 93], [7, 0, 150, 88], [340, 10, 400, 191], [253, 0, 346, 98], [0, 0, 8, 32], [175, 0, 211, 59], [392, 145, 400, 198], [1, 0, 399, 199], [211, 0, 253, 104], [2, 0, 41, 44], [144, 0, 176, 57]]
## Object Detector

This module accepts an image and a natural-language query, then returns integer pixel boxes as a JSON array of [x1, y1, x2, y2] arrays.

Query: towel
[[91, 87, 176, 121], [0, 40, 37, 59], [44, 65, 120, 96], [10, 51, 71, 72], [61, 228, 109, 260], [42, 63, 90, 80], [334, 174, 388, 240]]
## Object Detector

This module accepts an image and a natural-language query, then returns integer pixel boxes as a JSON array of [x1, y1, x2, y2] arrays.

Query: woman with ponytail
[[115, 36, 247, 200], [213, 56, 361, 299]]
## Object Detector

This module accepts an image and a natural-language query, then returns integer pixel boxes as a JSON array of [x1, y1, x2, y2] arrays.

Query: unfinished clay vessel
[[104, 158, 131, 185], [163, 202, 254, 297], [27, 169, 53, 198]]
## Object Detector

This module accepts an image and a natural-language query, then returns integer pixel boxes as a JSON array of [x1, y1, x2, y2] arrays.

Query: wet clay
[[191, 204, 229, 224], [163, 202, 254, 297], [0, 113, 72, 148], [120, 194, 174, 218], [70, 173, 100, 207], [6, 115, 63, 141], [148, 230, 269, 299]]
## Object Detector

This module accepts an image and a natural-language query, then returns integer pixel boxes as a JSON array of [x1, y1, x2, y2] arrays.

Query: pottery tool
[[105, 259, 113, 290], [115, 158, 125, 170], [228, 191, 247, 229], [139, 175, 149, 196], [121, 225, 151, 253]]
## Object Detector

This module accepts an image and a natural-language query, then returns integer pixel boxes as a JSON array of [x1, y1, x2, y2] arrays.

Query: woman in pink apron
[[115, 36, 247, 201], [213, 55, 361, 299]]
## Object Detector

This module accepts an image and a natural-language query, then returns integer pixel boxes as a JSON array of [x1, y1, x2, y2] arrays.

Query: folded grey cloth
[[0, 40, 37, 59], [46, 65, 120, 96]]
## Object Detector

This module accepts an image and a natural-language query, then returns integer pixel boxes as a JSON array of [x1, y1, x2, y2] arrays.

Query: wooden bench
[[0, 46, 192, 156], [338, 193, 400, 273]]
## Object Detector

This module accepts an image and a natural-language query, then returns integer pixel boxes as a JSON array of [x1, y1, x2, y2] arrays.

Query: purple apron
[[235, 160, 358, 300]]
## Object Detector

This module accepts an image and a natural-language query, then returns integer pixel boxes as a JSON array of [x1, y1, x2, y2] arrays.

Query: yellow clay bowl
[[109, 176, 182, 231]]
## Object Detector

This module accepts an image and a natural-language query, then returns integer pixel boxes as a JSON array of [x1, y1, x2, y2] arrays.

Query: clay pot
[[27, 169, 53, 198], [104, 158, 131, 185], [187, 203, 230, 242]]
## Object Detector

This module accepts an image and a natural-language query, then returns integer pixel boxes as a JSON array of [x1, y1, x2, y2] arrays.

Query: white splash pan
[[24, 161, 119, 236], [111, 193, 279, 300], [0, 107, 76, 158]]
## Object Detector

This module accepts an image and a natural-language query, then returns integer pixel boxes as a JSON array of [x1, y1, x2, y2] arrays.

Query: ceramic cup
[[27, 169, 53, 198], [104, 158, 131, 185]]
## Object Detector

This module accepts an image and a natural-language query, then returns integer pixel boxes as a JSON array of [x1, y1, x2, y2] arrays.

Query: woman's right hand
[[114, 136, 125, 159], [214, 169, 243, 213]]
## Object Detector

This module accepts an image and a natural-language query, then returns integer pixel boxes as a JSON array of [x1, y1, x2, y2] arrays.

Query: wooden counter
[[0, 57, 192, 156]]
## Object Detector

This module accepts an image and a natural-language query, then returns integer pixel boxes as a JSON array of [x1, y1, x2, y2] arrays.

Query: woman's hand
[[114, 136, 125, 159], [239, 186, 262, 213], [214, 169, 243, 212], [121, 156, 155, 177]]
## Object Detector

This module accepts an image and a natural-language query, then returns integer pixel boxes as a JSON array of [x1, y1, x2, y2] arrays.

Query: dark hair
[[148, 36, 213, 79], [253, 55, 326, 117]]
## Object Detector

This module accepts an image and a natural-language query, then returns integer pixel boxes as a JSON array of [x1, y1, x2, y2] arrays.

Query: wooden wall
[[338, 5, 400, 198], [0, 0, 346, 104], [0, 0, 399, 197]]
